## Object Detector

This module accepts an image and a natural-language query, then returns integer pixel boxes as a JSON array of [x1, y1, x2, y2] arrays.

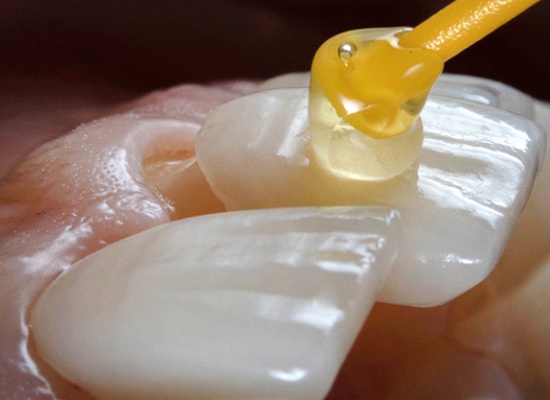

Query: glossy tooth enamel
[[31, 206, 399, 400], [196, 78, 545, 307]]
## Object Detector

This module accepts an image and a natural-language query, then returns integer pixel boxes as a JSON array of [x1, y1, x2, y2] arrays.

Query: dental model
[[19, 0, 547, 399]]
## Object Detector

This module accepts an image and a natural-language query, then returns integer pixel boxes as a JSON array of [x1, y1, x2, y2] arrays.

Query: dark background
[[1, 0, 548, 99]]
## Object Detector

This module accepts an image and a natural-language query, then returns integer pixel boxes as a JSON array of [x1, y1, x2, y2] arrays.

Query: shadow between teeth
[[31, 206, 399, 400]]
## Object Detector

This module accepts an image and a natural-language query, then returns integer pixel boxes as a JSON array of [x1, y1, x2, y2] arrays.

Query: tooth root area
[[31, 206, 399, 400]]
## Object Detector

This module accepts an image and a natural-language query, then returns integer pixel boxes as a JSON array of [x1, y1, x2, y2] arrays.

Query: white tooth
[[31, 207, 399, 400], [196, 85, 545, 307]]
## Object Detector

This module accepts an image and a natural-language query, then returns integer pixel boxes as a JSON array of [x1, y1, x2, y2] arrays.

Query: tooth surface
[[196, 87, 545, 307], [31, 207, 399, 400]]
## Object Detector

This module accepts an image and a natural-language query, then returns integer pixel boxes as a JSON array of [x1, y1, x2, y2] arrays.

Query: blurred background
[[0, 0, 548, 99]]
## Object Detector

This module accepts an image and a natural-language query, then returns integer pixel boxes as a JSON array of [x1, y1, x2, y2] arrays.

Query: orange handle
[[400, 0, 540, 61]]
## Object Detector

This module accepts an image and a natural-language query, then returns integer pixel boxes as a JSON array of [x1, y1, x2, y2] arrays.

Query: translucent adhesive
[[308, 27, 443, 181], [309, 77, 424, 181]]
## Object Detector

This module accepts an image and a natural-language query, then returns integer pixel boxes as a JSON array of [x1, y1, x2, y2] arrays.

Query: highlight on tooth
[[31, 206, 400, 400]]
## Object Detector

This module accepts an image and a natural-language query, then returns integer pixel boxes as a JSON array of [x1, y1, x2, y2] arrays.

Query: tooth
[[196, 85, 545, 307], [31, 207, 399, 400]]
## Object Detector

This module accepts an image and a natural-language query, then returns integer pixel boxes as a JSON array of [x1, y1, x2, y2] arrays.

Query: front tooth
[[196, 85, 545, 307], [31, 207, 399, 400]]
